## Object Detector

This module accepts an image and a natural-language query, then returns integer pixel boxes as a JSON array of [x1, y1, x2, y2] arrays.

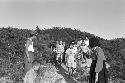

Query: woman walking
[[24, 34, 36, 74], [89, 37, 109, 83], [65, 41, 77, 77]]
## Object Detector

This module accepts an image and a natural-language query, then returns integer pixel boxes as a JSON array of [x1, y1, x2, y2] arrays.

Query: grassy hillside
[[0, 26, 125, 83]]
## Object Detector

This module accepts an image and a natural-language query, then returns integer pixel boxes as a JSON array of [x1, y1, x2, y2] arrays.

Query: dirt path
[[57, 63, 80, 83]]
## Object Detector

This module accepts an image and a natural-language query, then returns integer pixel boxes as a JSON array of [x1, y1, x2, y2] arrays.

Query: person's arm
[[65, 53, 68, 61], [65, 50, 69, 64], [25, 41, 29, 57], [95, 72, 99, 83], [25, 40, 31, 62]]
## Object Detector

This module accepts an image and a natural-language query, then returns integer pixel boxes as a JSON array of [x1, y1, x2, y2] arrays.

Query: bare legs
[[68, 67, 75, 77]]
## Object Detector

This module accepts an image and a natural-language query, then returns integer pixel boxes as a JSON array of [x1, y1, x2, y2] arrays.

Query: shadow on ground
[[57, 64, 79, 83]]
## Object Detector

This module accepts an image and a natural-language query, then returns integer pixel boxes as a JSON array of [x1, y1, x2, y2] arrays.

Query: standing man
[[24, 33, 36, 74], [89, 37, 109, 83]]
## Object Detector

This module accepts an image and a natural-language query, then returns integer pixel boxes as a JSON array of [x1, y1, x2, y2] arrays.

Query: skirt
[[24, 51, 34, 74]]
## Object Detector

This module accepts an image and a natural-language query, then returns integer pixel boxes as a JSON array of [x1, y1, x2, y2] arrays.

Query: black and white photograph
[[0, 0, 125, 83]]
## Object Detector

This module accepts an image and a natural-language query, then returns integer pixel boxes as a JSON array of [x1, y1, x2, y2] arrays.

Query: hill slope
[[0, 26, 125, 83]]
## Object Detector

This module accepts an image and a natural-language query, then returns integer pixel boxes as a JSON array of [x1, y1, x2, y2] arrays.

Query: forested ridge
[[0, 26, 125, 83]]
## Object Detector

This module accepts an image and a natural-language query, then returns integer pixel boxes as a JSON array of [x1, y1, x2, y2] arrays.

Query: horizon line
[[0, 26, 124, 40]]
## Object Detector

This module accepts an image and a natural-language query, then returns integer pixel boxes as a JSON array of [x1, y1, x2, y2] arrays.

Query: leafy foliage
[[0, 26, 125, 83]]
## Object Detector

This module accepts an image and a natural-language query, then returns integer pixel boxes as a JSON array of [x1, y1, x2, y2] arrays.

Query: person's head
[[78, 37, 83, 42], [81, 41, 85, 46], [29, 33, 34, 38], [89, 37, 100, 48], [69, 41, 75, 48], [29, 30, 37, 38], [69, 44, 73, 49], [70, 40, 75, 47], [32, 60, 41, 70], [56, 41, 59, 44], [28, 34, 36, 41], [62, 42, 65, 46], [59, 40, 62, 45], [85, 36, 89, 40]]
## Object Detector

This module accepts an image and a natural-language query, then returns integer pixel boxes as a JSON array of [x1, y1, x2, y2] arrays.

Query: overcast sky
[[0, 0, 125, 39]]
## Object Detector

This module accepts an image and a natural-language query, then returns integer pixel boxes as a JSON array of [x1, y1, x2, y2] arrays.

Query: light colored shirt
[[23, 68, 37, 83], [65, 48, 76, 60], [86, 58, 92, 67], [73, 47, 78, 54], [56, 44, 64, 54], [28, 42, 34, 52]]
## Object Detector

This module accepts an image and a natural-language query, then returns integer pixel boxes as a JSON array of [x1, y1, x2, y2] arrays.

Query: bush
[[0, 27, 53, 83], [0, 26, 125, 82]]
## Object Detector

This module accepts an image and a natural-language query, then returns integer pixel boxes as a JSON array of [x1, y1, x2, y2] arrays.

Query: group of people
[[53, 37, 91, 77], [23, 32, 110, 83], [53, 37, 110, 83]]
